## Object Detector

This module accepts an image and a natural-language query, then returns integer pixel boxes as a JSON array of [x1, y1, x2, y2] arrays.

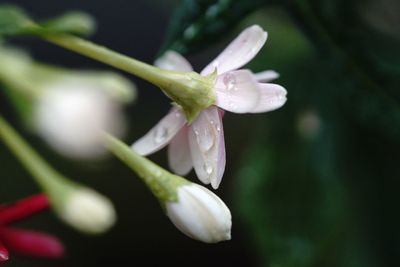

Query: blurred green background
[[1, 0, 399, 266]]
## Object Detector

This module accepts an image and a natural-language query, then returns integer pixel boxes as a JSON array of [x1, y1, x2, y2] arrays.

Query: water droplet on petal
[[203, 163, 213, 175], [223, 73, 236, 91], [196, 127, 215, 152], [278, 93, 286, 101], [153, 126, 168, 144], [228, 102, 237, 109]]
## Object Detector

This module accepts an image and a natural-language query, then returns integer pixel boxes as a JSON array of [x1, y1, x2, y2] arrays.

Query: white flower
[[34, 81, 126, 159], [166, 183, 232, 243], [58, 188, 116, 234], [133, 25, 287, 189]]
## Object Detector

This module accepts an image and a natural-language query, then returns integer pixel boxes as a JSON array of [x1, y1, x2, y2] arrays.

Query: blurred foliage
[[163, 0, 400, 266], [0, 4, 95, 38], [158, 0, 268, 55]]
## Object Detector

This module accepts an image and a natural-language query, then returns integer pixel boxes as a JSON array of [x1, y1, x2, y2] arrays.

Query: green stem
[[103, 133, 188, 203], [0, 115, 71, 194], [44, 33, 177, 87], [39, 32, 216, 122]]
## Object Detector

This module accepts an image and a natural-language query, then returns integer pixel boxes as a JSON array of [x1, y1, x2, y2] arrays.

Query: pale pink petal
[[155, 51, 193, 72], [254, 70, 280, 82], [168, 126, 193, 175], [132, 108, 186, 156], [188, 107, 225, 189], [201, 25, 267, 76], [214, 70, 261, 113], [251, 83, 287, 113], [215, 114, 226, 188]]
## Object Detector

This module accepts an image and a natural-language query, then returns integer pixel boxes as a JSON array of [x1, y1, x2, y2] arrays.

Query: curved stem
[[44, 34, 173, 87], [0, 116, 67, 193]]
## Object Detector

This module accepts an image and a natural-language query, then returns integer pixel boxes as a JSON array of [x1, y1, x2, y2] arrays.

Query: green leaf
[[0, 4, 95, 38], [0, 5, 34, 37], [158, 0, 269, 55], [39, 11, 96, 36]]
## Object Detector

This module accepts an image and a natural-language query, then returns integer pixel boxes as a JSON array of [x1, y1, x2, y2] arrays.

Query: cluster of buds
[[0, 194, 64, 263]]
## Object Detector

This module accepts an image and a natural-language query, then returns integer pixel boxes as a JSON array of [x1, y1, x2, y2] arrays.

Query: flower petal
[[132, 108, 186, 156], [254, 70, 280, 82], [0, 228, 65, 259], [168, 126, 193, 176], [188, 107, 225, 189], [215, 115, 226, 187], [166, 183, 231, 243], [251, 83, 287, 113], [214, 70, 261, 113], [155, 51, 193, 72], [201, 25, 267, 76]]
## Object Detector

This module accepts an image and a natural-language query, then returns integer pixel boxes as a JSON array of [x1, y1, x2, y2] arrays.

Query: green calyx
[[103, 133, 190, 205], [154, 68, 217, 123]]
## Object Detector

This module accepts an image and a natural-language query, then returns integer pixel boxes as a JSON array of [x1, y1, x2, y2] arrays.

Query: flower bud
[[57, 188, 116, 234], [34, 83, 126, 159], [166, 183, 232, 243]]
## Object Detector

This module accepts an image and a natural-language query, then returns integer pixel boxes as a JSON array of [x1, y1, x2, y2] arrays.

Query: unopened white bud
[[59, 188, 116, 234], [34, 82, 126, 159], [166, 184, 232, 243]]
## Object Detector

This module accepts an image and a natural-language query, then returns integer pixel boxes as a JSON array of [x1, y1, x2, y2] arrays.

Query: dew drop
[[203, 163, 213, 175], [153, 126, 168, 144], [196, 127, 215, 152], [228, 102, 237, 109], [223, 73, 236, 91], [278, 93, 286, 101]]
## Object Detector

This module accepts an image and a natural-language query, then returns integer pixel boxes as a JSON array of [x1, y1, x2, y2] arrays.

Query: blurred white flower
[[58, 188, 116, 234], [166, 183, 232, 243], [34, 81, 126, 159]]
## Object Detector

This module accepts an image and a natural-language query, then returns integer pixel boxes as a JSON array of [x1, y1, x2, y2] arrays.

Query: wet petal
[[155, 51, 193, 72], [188, 107, 225, 189], [214, 70, 260, 113], [168, 126, 193, 175], [251, 83, 287, 113], [215, 119, 226, 188], [132, 108, 186, 156], [0, 228, 65, 259], [201, 25, 267, 76], [254, 70, 280, 82]]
